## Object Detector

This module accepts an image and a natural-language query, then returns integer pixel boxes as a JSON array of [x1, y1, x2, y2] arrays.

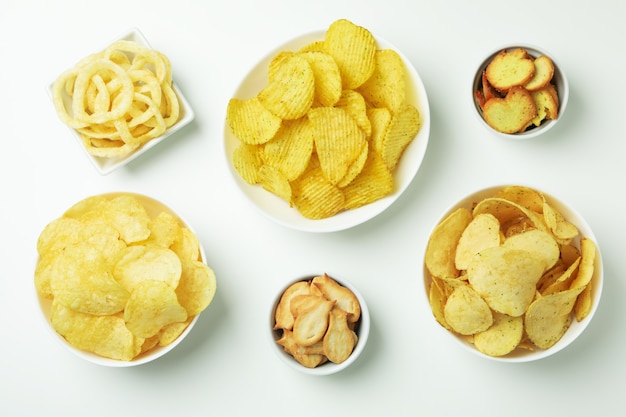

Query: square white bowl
[[47, 28, 194, 175]]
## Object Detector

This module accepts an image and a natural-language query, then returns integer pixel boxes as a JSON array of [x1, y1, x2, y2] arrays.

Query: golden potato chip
[[158, 318, 192, 347], [34, 250, 58, 300], [325, 19, 377, 89], [335, 89, 372, 137], [51, 300, 142, 361], [143, 211, 183, 249], [335, 140, 369, 188], [380, 104, 421, 170], [36, 217, 82, 256], [113, 244, 182, 293], [78, 220, 126, 264], [540, 256, 580, 295], [543, 200, 579, 243], [291, 156, 345, 219], [444, 284, 493, 335], [299, 51, 342, 107], [473, 312, 523, 357], [367, 107, 392, 155], [170, 226, 201, 262], [473, 197, 548, 234], [309, 106, 367, 185], [357, 48, 406, 113], [493, 185, 544, 213], [525, 287, 584, 349], [105, 195, 151, 244], [574, 282, 593, 322], [323, 307, 357, 363], [425, 207, 473, 279], [175, 260, 217, 316], [569, 238, 596, 290], [257, 54, 314, 120], [51, 244, 129, 315], [467, 246, 545, 317], [124, 279, 188, 339], [232, 143, 262, 184], [261, 117, 314, 181], [258, 165, 292, 203], [454, 213, 501, 271], [268, 51, 295, 79], [62, 195, 110, 219], [502, 229, 560, 271], [312, 273, 360, 322], [341, 148, 393, 210], [428, 281, 450, 330], [227, 97, 282, 145]]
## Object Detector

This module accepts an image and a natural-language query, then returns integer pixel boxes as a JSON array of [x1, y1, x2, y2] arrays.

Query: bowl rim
[[471, 43, 569, 140], [421, 184, 603, 362], [46, 27, 195, 175], [35, 192, 207, 367], [268, 273, 370, 375], [222, 28, 431, 233]]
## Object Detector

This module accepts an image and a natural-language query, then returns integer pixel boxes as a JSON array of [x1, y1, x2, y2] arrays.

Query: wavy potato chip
[[299, 51, 342, 107], [258, 54, 314, 120], [226, 97, 282, 145], [325, 19, 376, 89], [232, 143, 262, 184], [341, 149, 393, 210], [261, 117, 314, 181], [51, 244, 129, 315], [357, 48, 406, 113], [380, 104, 421, 171], [113, 244, 182, 293], [51, 301, 142, 361], [124, 279, 188, 339]]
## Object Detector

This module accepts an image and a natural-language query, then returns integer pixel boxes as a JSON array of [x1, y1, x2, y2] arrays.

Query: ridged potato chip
[[226, 97, 282, 145], [357, 49, 406, 113], [325, 19, 376, 89], [258, 54, 314, 120], [227, 19, 422, 220]]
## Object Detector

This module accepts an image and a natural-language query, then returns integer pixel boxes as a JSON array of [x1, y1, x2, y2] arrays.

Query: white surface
[[1, 1, 623, 416]]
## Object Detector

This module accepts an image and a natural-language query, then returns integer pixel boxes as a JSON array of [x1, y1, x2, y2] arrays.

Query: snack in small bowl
[[269, 273, 370, 375], [472, 45, 568, 139], [34, 192, 216, 366], [48, 28, 194, 175], [423, 185, 602, 362], [224, 18, 430, 232]]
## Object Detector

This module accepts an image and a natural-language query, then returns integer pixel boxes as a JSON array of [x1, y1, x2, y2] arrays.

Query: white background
[[1, 0, 624, 416]]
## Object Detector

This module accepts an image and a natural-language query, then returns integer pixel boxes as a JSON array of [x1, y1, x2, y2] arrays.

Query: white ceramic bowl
[[269, 273, 370, 375], [36, 192, 207, 367], [47, 28, 195, 175], [223, 29, 430, 232], [422, 185, 603, 362], [472, 44, 569, 140]]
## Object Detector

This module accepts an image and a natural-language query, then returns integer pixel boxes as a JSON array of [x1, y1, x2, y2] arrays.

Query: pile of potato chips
[[273, 274, 361, 368], [424, 186, 597, 357], [35, 193, 216, 361], [227, 19, 422, 219], [51, 40, 181, 158]]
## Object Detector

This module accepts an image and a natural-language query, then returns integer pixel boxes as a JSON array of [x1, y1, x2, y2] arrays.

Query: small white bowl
[[223, 29, 430, 232], [36, 192, 208, 367], [472, 44, 569, 140], [422, 185, 603, 362], [47, 28, 194, 175], [269, 273, 370, 375]]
